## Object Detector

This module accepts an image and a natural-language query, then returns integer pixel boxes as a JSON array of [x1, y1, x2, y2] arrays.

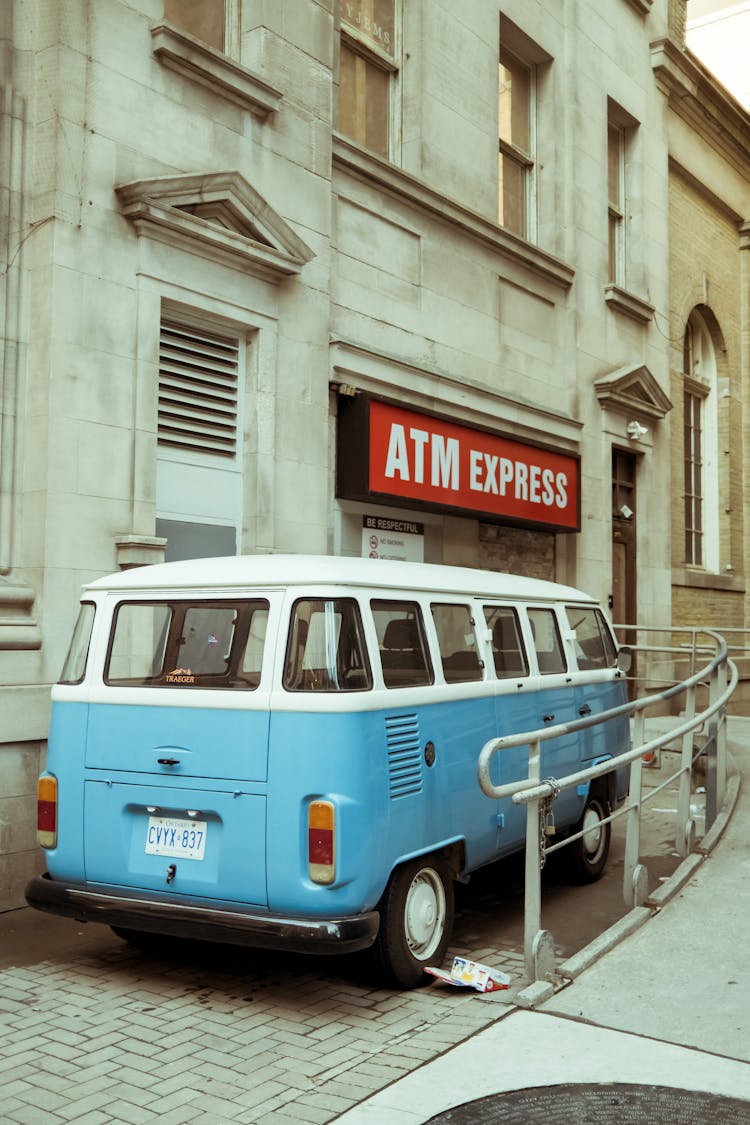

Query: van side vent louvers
[[158, 320, 239, 457], [385, 714, 422, 798]]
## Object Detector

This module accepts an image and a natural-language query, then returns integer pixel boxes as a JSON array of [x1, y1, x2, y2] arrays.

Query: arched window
[[682, 309, 718, 570]]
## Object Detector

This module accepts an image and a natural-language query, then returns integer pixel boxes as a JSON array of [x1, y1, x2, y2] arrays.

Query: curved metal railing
[[477, 627, 737, 984]]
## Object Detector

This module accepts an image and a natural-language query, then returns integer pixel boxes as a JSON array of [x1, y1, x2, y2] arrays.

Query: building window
[[498, 45, 535, 238], [682, 310, 718, 570], [163, 0, 238, 55], [607, 119, 625, 284], [338, 0, 397, 159], [156, 315, 243, 562]]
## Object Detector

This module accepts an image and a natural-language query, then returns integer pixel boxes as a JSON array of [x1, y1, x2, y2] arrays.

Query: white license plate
[[145, 816, 207, 860]]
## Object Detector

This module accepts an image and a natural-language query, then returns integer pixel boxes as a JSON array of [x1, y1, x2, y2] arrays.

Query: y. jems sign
[[337, 396, 580, 532]]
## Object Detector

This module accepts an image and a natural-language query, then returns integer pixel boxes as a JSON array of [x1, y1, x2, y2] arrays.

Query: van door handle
[[543, 714, 555, 723], [157, 757, 180, 766], [579, 704, 592, 717]]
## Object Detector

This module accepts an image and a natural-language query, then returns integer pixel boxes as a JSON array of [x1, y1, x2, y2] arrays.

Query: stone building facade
[[0, 0, 683, 905], [654, 2, 750, 638]]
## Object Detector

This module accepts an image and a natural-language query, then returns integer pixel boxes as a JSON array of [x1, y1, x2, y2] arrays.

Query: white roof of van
[[83, 554, 598, 604]]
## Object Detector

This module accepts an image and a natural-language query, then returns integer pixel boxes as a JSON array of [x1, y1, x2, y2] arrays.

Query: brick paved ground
[[0, 934, 527, 1124]]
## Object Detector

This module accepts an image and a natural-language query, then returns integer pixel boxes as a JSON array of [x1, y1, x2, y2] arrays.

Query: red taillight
[[308, 800, 335, 884], [37, 775, 57, 849]]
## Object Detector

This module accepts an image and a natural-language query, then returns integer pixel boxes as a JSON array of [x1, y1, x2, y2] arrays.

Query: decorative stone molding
[[624, 0, 653, 15], [652, 38, 750, 176], [332, 135, 575, 293], [0, 580, 42, 650], [116, 171, 315, 282], [595, 363, 673, 421], [115, 535, 168, 570], [151, 23, 282, 118], [604, 283, 655, 324]]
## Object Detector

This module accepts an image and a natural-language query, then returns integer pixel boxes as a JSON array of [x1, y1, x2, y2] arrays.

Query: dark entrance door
[[611, 449, 637, 657]]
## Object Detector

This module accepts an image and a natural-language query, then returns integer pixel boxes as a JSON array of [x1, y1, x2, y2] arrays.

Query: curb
[[513, 754, 741, 1010]]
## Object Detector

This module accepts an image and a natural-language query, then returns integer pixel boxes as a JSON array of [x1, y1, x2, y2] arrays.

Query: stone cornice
[[651, 37, 750, 177], [116, 170, 315, 282], [604, 284, 655, 324], [0, 581, 42, 650], [151, 23, 282, 118], [595, 362, 673, 421], [332, 135, 575, 292]]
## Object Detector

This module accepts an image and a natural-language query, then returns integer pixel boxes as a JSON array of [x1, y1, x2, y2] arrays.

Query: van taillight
[[37, 775, 57, 849], [308, 800, 335, 885]]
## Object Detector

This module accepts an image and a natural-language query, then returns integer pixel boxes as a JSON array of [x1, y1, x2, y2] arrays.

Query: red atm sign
[[337, 396, 580, 532]]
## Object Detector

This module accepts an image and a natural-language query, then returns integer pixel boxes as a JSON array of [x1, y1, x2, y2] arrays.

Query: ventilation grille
[[385, 714, 422, 799], [158, 320, 239, 457]]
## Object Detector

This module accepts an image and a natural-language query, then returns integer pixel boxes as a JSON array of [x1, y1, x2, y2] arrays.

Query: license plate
[[145, 816, 207, 860]]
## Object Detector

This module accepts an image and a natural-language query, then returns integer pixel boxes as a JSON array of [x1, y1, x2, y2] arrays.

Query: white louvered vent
[[158, 320, 239, 457]]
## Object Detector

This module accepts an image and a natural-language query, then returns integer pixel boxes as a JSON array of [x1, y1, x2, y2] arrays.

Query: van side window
[[105, 600, 269, 689], [483, 605, 529, 679], [527, 607, 567, 674], [371, 600, 434, 688], [283, 598, 372, 692], [431, 603, 483, 682], [59, 602, 96, 684], [567, 606, 617, 670]]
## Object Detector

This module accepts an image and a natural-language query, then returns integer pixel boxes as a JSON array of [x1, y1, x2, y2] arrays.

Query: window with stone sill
[[163, 0, 239, 57], [498, 45, 535, 240], [338, 0, 398, 160], [682, 309, 719, 572]]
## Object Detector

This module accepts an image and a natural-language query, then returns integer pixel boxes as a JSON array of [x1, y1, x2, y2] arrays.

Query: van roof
[[83, 554, 598, 604]]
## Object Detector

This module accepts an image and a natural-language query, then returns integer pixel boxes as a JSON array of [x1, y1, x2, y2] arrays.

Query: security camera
[[627, 420, 649, 441], [619, 504, 633, 520]]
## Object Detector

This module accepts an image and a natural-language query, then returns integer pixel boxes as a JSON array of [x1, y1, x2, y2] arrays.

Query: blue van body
[[26, 555, 630, 987]]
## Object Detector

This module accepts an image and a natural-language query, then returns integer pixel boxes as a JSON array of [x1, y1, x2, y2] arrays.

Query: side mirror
[[617, 646, 632, 673]]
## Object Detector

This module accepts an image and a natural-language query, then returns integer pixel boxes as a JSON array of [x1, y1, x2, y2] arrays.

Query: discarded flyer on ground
[[425, 956, 511, 992]]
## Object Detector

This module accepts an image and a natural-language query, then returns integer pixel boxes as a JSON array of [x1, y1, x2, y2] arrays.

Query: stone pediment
[[594, 363, 672, 421], [116, 171, 315, 282]]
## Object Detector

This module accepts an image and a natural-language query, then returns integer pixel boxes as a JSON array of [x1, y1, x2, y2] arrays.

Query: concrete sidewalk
[[336, 717, 750, 1122]]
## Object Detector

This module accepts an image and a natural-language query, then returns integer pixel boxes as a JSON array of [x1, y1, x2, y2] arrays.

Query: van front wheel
[[565, 787, 611, 883], [372, 858, 454, 989]]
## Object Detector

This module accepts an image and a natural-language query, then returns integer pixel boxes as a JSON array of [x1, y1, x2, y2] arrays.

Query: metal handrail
[[476, 627, 737, 985]]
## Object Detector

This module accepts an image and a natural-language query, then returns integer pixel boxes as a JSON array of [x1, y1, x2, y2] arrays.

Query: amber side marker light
[[308, 800, 335, 884], [37, 775, 58, 849]]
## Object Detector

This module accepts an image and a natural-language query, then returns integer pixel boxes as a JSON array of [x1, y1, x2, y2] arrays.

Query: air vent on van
[[385, 714, 423, 798]]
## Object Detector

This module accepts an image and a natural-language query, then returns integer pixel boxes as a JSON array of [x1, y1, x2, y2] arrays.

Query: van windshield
[[105, 599, 269, 689]]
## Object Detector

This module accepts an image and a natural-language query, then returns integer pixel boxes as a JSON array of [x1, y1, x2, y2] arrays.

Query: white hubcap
[[404, 869, 445, 959]]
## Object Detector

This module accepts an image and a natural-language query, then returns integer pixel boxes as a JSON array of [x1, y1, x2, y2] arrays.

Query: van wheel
[[564, 787, 611, 884], [371, 858, 454, 989]]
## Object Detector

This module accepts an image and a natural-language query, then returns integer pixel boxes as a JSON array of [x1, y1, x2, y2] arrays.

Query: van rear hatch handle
[[157, 757, 180, 766]]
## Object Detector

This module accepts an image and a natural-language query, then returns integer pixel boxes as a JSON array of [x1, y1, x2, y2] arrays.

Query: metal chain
[[537, 778, 562, 870]]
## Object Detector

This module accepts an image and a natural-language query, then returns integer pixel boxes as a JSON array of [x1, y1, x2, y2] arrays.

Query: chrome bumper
[[25, 874, 380, 955]]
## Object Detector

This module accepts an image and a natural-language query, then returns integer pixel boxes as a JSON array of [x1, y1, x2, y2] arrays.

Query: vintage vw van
[[26, 555, 630, 987]]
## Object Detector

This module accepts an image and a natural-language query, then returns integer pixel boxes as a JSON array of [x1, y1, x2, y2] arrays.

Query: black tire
[[371, 857, 454, 989], [564, 786, 611, 884]]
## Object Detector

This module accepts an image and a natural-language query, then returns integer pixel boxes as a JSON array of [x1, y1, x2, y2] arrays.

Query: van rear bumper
[[25, 874, 380, 955]]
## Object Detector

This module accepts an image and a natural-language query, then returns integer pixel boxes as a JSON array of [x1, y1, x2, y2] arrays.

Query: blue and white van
[[26, 555, 630, 987]]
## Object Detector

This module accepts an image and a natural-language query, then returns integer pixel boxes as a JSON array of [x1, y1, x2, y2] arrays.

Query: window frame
[[104, 598, 270, 690], [337, 0, 400, 161], [282, 596, 373, 693], [526, 606, 567, 676], [371, 598, 434, 689], [163, 0, 240, 58], [607, 119, 625, 286], [498, 44, 537, 241], [682, 310, 719, 571], [430, 602, 484, 684]]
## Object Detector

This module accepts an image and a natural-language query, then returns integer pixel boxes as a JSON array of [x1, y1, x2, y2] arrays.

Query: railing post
[[623, 711, 647, 906], [523, 738, 548, 982], [676, 683, 696, 857]]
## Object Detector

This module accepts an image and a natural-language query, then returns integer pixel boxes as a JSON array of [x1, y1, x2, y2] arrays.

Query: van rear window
[[105, 600, 269, 689]]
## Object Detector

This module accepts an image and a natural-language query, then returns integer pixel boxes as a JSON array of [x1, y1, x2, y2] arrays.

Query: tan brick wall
[[669, 169, 746, 629]]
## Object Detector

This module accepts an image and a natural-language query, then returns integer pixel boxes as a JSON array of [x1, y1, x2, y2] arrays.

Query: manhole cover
[[425, 1083, 750, 1123]]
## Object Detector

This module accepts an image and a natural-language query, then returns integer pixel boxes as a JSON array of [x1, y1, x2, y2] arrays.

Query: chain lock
[[537, 778, 561, 870]]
